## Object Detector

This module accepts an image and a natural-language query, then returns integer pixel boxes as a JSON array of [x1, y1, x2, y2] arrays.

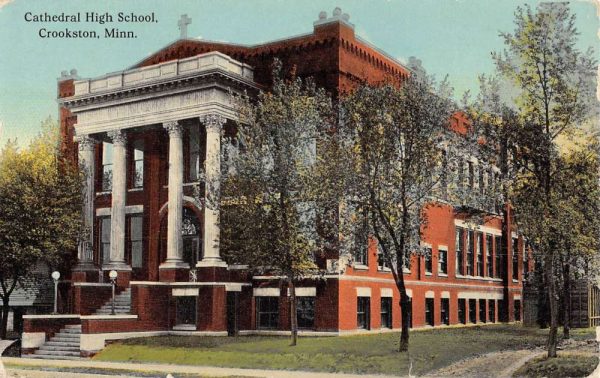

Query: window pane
[[297, 297, 315, 329], [189, 126, 201, 181], [102, 143, 113, 191]]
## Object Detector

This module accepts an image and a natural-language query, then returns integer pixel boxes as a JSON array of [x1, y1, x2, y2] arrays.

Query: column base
[[195, 265, 228, 282], [196, 258, 228, 268], [72, 263, 100, 283], [159, 267, 190, 282]]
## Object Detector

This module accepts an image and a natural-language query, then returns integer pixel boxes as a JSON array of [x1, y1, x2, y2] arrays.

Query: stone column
[[107, 130, 130, 271], [74, 135, 98, 273], [198, 114, 227, 268], [160, 121, 189, 271]]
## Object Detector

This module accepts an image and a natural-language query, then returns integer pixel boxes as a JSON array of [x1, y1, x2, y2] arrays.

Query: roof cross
[[178, 14, 192, 39]]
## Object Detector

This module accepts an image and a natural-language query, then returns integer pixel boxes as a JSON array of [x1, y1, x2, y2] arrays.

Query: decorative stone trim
[[356, 287, 371, 297], [75, 135, 97, 151], [80, 315, 138, 320], [23, 315, 81, 319], [201, 113, 226, 133], [253, 287, 279, 297], [163, 120, 182, 136], [172, 288, 199, 296], [380, 288, 393, 297], [107, 130, 127, 146]]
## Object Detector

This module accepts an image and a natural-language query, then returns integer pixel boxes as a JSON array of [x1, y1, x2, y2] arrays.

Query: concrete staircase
[[94, 287, 131, 315], [23, 324, 82, 360], [23, 288, 132, 360]]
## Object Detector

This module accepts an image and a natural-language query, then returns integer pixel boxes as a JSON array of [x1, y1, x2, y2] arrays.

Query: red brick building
[[23, 8, 530, 358]]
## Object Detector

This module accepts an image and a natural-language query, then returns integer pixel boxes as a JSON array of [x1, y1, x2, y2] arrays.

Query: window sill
[[96, 191, 111, 196], [353, 264, 369, 271], [438, 273, 448, 277], [128, 188, 143, 192], [378, 267, 391, 272], [425, 272, 432, 276], [512, 279, 519, 283], [402, 268, 411, 274]]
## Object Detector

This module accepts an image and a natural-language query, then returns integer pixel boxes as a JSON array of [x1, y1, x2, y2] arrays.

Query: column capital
[[107, 130, 127, 147], [201, 114, 226, 133], [163, 121, 183, 137], [75, 135, 98, 151]]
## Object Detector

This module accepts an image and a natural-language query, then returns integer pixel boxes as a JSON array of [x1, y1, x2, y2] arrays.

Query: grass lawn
[[94, 325, 596, 376], [513, 352, 599, 378]]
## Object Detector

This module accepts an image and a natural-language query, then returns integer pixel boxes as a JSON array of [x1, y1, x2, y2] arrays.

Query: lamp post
[[109, 270, 117, 315], [51, 271, 60, 314]]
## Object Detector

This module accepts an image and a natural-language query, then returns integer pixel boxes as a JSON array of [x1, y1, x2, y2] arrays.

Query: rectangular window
[[455, 227, 465, 276], [458, 160, 465, 189], [514, 300, 521, 321], [512, 237, 519, 280], [476, 232, 483, 276], [357, 297, 370, 329], [129, 215, 143, 269], [100, 216, 111, 264], [495, 235, 503, 278], [377, 250, 388, 270], [256, 297, 279, 329], [102, 142, 113, 191], [441, 298, 450, 325], [468, 161, 474, 189], [523, 245, 529, 279], [132, 141, 144, 189], [458, 298, 466, 324], [406, 297, 413, 328], [468, 298, 476, 323], [438, 249, 448, 275], [489, 300, 496, 323], [486, 235, 493, 277], [188, 125, 202, 182], [424, 247, 432, 274], [467, 230, 474, 276], [296, 297, 315, 329], [380, 297, 392, 329], [498, 299, 507, 322], [479, 166, 485, 194], [479, 299, 486, 323], [425, 298, 434, 326]]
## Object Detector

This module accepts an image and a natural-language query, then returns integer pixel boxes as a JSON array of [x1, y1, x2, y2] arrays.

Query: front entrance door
[[175, 296, 197, 329]]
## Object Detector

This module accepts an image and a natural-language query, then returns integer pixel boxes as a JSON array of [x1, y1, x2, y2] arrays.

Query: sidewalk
[[1, 357, 405, 378]]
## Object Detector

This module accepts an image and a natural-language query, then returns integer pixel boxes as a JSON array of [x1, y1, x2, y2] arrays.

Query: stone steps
[[23, 324, 83, 360], [93, 288, 132, 315]]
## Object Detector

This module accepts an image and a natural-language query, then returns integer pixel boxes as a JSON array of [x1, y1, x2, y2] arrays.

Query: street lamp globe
[[109, 270, 118, 280], [51, 271, 60, 281]]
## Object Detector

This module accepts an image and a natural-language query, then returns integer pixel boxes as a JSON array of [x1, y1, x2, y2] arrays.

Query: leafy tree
[[220, 62, 333, 346], [336, 76, 483, 352], [493, 3, 597, 357], [0, 119, 83, 339], [553, 141, 600, 338]]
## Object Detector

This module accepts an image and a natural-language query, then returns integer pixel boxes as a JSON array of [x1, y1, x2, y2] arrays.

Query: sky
[[0, 0, 598, 147]]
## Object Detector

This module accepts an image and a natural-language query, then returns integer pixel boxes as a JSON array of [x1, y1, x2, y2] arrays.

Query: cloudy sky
[[0, 0, 597, 146]]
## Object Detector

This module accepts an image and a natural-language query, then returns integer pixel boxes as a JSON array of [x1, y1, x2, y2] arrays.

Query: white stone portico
[[61, 51, 257, 274]]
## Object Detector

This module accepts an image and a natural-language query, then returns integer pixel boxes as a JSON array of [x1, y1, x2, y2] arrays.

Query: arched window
[[182, 207, 201, 267]]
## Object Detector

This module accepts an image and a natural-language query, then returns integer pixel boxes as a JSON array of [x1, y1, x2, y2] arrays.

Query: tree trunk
[[562, 261, 571, 339], [545, 252, 558, 358], [0, 298, 9, 340], [289, 280, 297, 346], [395, 270, 410, 352]]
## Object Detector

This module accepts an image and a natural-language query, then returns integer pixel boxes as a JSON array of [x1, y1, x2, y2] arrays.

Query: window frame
[[296, 296, 316, 330], [380, 297, 392, 329], [357, 296, 371, 330], [256, 296, 279, 330], [425, 298, 434, 326]]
